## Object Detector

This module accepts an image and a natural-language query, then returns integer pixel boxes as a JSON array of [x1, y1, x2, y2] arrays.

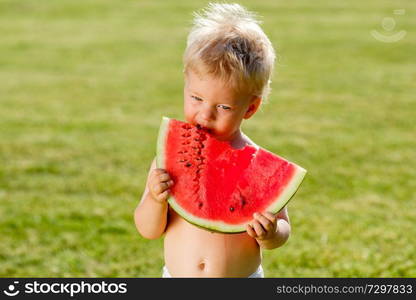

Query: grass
[[0, 0, 415, 277]]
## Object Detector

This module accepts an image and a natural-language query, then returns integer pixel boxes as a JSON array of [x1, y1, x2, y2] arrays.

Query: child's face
[[184, 70, 259, 141]]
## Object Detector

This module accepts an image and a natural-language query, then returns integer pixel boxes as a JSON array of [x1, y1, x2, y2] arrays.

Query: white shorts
[[162, 265, 264, 278]]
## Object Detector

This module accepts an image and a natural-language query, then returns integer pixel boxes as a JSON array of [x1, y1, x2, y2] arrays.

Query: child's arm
[[246, 206, 291, 250], [134, 158, 174, 239]]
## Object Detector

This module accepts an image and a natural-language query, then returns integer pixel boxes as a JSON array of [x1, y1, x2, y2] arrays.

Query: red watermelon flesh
[[157, 117, 307, 233]]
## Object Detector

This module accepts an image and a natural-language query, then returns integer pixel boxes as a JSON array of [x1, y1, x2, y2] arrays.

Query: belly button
[[198, 261, 206, 270]]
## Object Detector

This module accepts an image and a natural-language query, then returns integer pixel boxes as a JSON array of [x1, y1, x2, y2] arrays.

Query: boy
[[134, 3, 291, 277]]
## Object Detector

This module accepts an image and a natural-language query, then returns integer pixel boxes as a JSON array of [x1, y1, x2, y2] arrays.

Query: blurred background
[[0, 0, 415, 277]]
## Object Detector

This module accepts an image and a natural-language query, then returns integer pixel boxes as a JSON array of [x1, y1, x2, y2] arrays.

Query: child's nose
[[199, 107, 215, 122]]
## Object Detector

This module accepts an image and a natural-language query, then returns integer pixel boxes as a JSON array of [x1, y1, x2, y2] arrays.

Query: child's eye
[[218, 105, 231, 110], [191, 95, 203, 101]]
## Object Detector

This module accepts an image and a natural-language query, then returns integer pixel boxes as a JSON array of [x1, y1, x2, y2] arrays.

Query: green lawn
[[1, 0, 415, 277]]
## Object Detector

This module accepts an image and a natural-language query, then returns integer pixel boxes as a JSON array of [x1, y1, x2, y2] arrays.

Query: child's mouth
[[196, 124, 213, 134]]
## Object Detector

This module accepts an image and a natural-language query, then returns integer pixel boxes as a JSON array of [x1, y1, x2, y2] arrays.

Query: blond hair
[[183, 3, 276, 101]]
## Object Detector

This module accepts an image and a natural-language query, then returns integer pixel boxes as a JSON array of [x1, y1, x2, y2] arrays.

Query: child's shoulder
[[240, 132, 259, 150], [229, 132, 259, 150]]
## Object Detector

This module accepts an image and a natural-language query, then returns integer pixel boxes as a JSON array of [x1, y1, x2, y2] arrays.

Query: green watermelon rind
[[263, 165, 307, 216], [156, 116, 307, 233], [156, 116, 170, 169], [168, 165, 306, 233]]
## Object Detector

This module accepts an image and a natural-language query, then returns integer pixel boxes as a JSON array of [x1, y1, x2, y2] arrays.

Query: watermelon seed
[[185, 162, 192, 167], [229, 206, 235, 212], [198, 202, 203, 209], [240, 197, 247, 207]]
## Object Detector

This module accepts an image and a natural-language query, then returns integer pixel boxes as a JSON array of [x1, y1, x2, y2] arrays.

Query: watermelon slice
[[156, 116, 306, 233]]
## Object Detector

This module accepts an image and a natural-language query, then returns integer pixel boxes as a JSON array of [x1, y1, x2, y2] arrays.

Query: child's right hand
[[148, 168, 174, 203]]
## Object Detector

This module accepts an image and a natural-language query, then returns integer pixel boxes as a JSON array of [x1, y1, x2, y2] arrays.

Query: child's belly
[[163, 208, 261, 277]]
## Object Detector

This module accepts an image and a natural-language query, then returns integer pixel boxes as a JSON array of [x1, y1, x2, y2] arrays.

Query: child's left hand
[[246, 212, 278, 241], [246, 208, 291, 249]]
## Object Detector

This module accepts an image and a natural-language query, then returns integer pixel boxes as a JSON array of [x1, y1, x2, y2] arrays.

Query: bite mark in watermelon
[[157, 116, 307, 233]]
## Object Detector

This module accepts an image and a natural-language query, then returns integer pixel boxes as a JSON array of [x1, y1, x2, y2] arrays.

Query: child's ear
[[243, 96, 262, 119]]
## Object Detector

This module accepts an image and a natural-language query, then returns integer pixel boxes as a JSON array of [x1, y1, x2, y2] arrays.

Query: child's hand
[[246, 212, 278, 241], [148, 168, 174, 203]]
